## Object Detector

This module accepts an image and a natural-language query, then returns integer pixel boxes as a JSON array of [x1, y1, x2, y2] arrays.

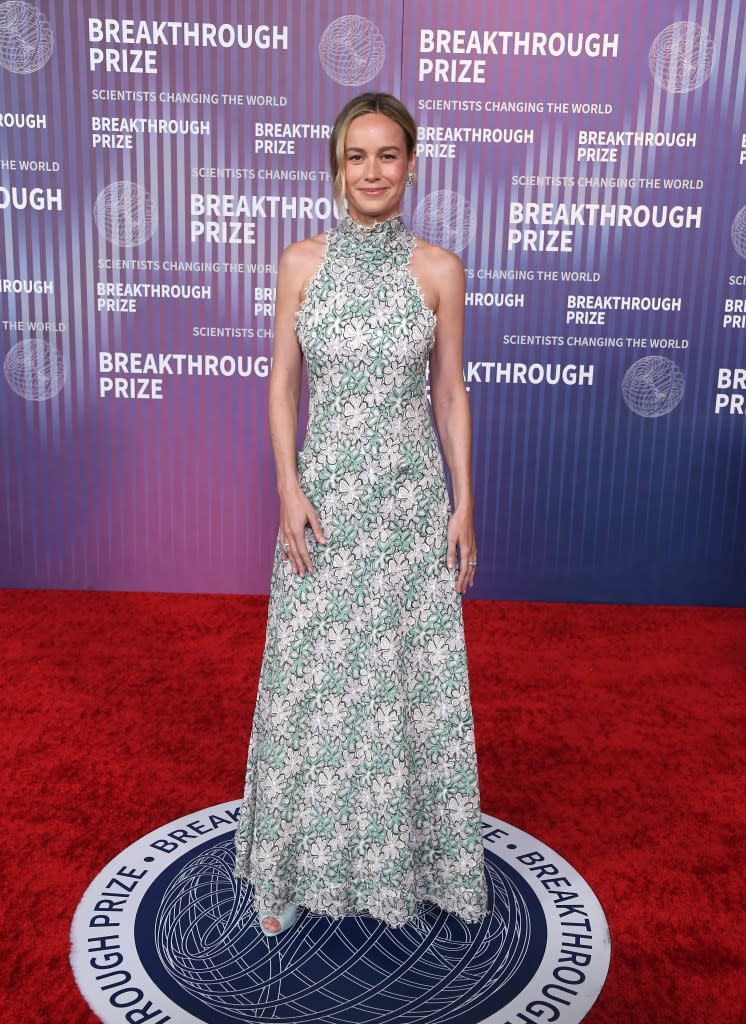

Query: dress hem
[[233, 867, 489, 930]]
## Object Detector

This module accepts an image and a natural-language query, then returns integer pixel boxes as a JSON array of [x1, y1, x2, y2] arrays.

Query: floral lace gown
[[234, 214, 488, 928]]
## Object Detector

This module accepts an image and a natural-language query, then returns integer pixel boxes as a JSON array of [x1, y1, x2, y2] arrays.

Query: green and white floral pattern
[[234, 215, 488, 927]]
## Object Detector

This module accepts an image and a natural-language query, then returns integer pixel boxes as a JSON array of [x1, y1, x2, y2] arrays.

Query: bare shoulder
[[279, 232, 326, 277], [277, 231, 328, 304], [409, 235, 465, 310], [410, 235, 464, 285], [412, 236, 464, 275]]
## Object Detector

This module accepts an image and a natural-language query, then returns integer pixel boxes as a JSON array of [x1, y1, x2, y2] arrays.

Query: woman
[[234, 92, 488, 935]]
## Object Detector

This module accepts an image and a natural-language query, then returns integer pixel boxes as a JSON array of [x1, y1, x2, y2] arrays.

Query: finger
[[456, 560, 469, 593], [307, 507, 327, 545], [289, 529, 312, 575], [291, 545, 308, 576], [280, 532, 296, 567], [281, 533, 303, 576], [466, 554, 478, 590], [298, 540, 313, 574], [283, 537, 297, 573], [456, 546, 474, 593], [446, 539, 457, 571]]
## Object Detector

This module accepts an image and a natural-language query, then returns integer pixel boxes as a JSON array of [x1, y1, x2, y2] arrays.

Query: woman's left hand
[[446, 505, 477, 594]]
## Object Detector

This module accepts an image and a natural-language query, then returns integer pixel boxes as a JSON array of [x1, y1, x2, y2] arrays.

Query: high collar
[[336, 213, 408, 243]]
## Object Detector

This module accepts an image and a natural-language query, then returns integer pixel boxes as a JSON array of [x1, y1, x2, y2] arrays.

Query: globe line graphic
[[731, 206, 746, 260], [72, 805, 610, 1024], [319, 15, 385, 87], [137, 835, 543, 1023], [413, 192, 477, 254], [648, 21, 714, 93], [4, 337, 66, 400], [621, 356, 685, 418], [0, 0, 54, 74], [94, 181, 157, 248]]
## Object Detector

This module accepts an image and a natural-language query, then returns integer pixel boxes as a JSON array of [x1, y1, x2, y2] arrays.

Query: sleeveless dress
[[234, 213, 488, 928]]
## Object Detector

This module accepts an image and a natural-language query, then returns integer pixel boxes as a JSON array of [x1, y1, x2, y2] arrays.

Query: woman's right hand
[[278, 484, 327, 577]]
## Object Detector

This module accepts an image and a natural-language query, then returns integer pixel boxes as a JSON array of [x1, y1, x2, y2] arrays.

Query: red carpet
[[1, 590, 744, 1022]]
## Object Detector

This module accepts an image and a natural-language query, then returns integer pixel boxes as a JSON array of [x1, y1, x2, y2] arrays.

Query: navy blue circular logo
[[71, 804, 610, 1023], [138, 834, 543, 1023]]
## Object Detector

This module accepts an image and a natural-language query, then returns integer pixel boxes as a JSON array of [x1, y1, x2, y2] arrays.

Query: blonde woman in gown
[[234, 93, 488, 935]]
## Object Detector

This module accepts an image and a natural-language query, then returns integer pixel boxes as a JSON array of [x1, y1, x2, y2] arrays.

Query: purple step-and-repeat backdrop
[[1, 0, 744, 604]]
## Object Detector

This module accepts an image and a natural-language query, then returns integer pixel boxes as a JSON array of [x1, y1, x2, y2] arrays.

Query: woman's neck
[[346, 210, 403, 228]]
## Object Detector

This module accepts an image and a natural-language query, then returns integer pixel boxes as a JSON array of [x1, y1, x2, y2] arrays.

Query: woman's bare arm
[[418, 245, 477, 593], [267, 239, 327, 576]]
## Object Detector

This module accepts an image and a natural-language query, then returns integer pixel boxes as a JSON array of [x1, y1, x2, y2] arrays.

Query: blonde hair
[[329, 93, 417, 208]]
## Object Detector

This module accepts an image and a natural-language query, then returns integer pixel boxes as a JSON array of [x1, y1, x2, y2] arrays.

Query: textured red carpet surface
[[1, 590, 744, 1023]]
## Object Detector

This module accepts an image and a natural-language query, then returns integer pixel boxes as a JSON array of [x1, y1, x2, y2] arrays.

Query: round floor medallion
[[71, 802, 610, 1023]]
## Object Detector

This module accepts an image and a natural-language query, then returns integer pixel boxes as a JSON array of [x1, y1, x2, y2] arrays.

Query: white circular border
[[71, 803, 611, 1024]]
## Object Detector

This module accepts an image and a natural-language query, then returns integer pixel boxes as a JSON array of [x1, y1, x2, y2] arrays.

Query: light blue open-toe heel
[[260, 904, 299, 936]]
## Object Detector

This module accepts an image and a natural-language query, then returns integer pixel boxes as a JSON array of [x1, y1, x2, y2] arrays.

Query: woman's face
[[342, 112, 415, 226]]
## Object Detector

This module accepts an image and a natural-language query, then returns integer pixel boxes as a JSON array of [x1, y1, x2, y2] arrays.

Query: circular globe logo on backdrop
[[94, 181, 157, 248], [731, 206, 746, 260], [71, 803, 610, 1024], [4, 338, 66, 400], [648, 21, 715, 93], [622, 356, 685, 418], [0, 1, 54, 74], [319, 15, 385, 86], [414, 191, 477, 253]]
